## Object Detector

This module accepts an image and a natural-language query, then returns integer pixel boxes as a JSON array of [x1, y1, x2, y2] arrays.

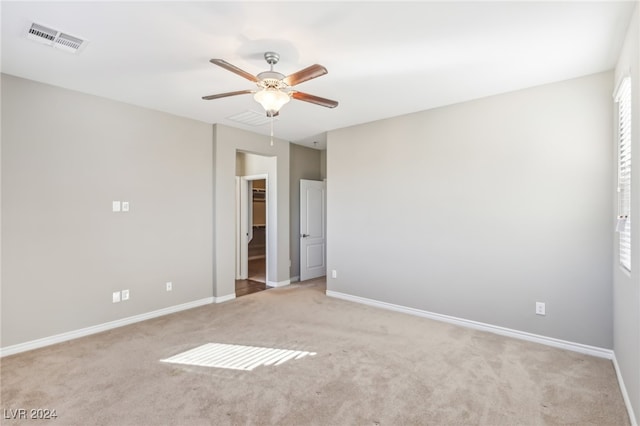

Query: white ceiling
[[1, 1, 636, 149]]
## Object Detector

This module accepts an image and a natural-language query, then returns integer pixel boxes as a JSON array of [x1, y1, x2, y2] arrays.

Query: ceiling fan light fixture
[[254, 88, 291, 116]]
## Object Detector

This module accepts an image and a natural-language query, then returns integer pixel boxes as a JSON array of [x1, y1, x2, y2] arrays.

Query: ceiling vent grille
[[227, 110, 277, 126], [55, 33, 84, 52], [26, 23, 86, 53], [28, 23, 56, 42]]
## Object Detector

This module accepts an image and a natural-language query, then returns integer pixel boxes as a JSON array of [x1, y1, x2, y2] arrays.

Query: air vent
[[27, 23, 56, 42], [26, 23, 86, 53], [55, 33, 84, 52], [227, 110, 277, 126]]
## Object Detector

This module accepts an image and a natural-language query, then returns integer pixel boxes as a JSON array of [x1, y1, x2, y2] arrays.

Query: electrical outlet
[[536, 302, 546, 316], [121, 289, 130, 301], [331, 270, 337, 279], [122, 201, 130, 212], [112, 201, 121, 212], [166, 282, 172, 291], [112, 291, 121, 303]]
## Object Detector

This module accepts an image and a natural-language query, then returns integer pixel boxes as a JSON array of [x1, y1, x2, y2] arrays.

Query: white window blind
[[616, 77, 631, 271]]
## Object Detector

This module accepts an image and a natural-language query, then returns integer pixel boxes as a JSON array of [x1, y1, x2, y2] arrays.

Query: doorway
[[247, 178, 266, 283], [235, 150, 275, 297], [235, 175, 268, 297]]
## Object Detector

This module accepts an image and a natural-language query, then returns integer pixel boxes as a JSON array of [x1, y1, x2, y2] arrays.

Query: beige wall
[[1, 74, 214, 347], [320, 149, 327, 180], [289, 144, 323, 280], [237, 151, 275, 177], [0, 75, 316, 350], [327, 72, 614, 348], [613, 4, 640, 420]]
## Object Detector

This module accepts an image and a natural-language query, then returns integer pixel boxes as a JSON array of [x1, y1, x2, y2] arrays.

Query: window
[[616, 77, 631, 271]]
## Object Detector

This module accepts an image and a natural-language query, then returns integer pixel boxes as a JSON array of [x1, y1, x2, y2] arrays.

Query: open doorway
[[246, 178, 267, 287], [235, 151, 275, 297], [247, 178, 266, 281], [235, 175, 267, 297]]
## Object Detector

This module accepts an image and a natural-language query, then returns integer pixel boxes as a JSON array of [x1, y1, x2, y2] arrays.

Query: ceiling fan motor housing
[[257, 72, 288, 90], [264, 51, 280, 65]]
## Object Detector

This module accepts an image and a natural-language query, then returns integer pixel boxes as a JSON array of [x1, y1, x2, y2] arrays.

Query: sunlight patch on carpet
[[161, 343, 316, 371]]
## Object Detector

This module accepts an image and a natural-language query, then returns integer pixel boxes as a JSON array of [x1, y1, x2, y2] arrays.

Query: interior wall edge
[[267, 279, 291, 288], [213, 294, 236, 304], [613, 355, 639, 426]]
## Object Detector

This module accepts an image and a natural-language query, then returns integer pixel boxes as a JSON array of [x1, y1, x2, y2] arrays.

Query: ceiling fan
[[202, 52, 338, 117]]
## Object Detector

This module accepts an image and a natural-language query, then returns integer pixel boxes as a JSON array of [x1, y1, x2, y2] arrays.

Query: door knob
[[301, 233, 310, 238]]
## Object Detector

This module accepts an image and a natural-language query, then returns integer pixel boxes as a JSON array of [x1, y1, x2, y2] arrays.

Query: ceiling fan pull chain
[[270, 116, 274, 146]]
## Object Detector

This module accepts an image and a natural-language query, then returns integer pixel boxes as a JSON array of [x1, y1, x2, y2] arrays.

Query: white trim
[[243, 173, 269, 181], [290, 276, 300, 283], [0, 297, 214, 358], [214, 293, 236, 304], [614, 72, 632, 99], [267, 279, 290, 288], [325, 290, 613, 359], [615, 75, 632, 271], [613, 354, 639, 426]]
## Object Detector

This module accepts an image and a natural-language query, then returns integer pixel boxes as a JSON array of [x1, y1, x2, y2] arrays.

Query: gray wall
[[613, 4, 640, 419], [237, 151, 274, 177], [327, 72, 614, 349], [1, 74, 214, 347], [320, 149, 327, 180], [289, 144, 323, 280]]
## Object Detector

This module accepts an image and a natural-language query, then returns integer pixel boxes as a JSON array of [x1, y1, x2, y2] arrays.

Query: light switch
[[112, 201, 121, 212], [122, 201, 130, 212]]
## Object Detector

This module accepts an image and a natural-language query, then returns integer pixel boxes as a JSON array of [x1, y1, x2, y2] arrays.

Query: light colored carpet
[[0, 279, 629, 425]]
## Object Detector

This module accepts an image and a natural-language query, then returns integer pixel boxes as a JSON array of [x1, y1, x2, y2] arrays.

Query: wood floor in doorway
[[235, 258, 266, 297]]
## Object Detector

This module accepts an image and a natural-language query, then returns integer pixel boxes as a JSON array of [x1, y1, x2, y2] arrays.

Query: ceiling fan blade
[[283, 64, 328, 87], [202, 90, 253, 100], [210, 59, 258, 82], [291, 91, 339, 108]]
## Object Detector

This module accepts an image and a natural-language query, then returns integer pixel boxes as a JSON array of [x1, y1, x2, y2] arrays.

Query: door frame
[[236, 173, 269, 281]]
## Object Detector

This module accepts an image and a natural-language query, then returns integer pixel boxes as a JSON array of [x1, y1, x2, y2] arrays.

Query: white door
[[300, 179, 326, 281], [236, 177, 253, 280]]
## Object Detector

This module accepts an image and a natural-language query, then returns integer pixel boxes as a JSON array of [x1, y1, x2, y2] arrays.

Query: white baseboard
[[214, 293, 236, 303], [267, 279, 290, 288], [613, 354, 638, 426], [325, 290, 613, 359], [0, 297, 214, 358], [290, 276, 300, 283]]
